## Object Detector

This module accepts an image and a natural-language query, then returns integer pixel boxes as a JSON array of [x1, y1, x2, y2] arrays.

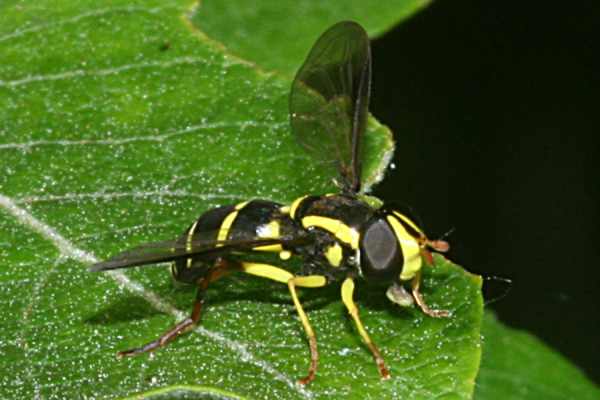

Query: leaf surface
[[193, 0, 431, 74], [475, 312, 600, 400], [0, 1, 487, 399]]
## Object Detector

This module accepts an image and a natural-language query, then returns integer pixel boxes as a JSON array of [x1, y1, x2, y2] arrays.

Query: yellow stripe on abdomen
[[289, 195, 308, 219], [216, 201, 249, 246], [185, 219, 200, 268]]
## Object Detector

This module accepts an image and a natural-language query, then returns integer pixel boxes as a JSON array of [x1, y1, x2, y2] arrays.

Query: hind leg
[[118, 259, 232, 357]]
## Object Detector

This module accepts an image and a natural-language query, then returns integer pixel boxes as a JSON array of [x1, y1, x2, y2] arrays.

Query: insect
[[90, 20, 450, 384]]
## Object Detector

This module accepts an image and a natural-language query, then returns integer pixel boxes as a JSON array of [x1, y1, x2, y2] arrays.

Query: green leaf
[[475, 312, 600, 400], [193, 0, 432, 74], [0, 1, 486, 399]]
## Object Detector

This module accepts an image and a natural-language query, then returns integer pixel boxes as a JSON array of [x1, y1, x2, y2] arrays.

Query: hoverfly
[[90, 21, 450, 384]]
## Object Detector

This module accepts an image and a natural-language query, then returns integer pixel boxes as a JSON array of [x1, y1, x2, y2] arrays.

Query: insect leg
[[240, 262, 326, 384], [411, 270, 450, 318], [287, 276, 322, 384], [341, 277, 390, 379], [118, 260, 231, 357]]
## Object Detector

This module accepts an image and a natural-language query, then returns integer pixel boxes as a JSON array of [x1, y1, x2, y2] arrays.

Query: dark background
[[370, 0, 599, 383]]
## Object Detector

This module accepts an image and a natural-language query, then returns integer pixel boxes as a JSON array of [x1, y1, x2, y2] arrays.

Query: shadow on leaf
[[85, 296, 164, 325]]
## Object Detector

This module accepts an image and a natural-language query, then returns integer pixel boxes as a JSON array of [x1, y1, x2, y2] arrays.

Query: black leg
[[116, 259, 237, 358], [118, 286, 206, 357]]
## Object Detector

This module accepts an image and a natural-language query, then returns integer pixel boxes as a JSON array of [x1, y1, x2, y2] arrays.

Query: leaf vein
[[0, 5, 177, 43], [0, 121, 286, 150], [0, 56, 225, 88]]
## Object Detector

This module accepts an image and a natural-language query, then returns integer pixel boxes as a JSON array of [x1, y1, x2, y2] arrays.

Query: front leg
[[411, 270, 450, 318], [341, 277, 390, 379]]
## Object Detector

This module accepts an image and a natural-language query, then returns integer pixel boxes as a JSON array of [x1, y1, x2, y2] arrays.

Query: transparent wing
[[89, 234, 311, 272], [290, 21, 371, 193]]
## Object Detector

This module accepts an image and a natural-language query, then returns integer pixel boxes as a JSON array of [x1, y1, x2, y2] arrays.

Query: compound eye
[[360, 217, 403, 282]]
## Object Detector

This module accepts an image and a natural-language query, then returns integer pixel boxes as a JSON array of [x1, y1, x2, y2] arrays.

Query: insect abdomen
[[171, 200, 298, 283], [170, 204, 236, 283]]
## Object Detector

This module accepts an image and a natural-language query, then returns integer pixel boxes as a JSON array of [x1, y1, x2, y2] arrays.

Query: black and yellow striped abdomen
[[171, 200, 301, 284]]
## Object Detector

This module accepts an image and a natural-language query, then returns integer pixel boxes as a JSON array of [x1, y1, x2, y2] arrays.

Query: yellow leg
[[341, 277, 390, 379], [288, 277, 319, 384], [240, 262, 326, 384], [411, 270, 450, 318]]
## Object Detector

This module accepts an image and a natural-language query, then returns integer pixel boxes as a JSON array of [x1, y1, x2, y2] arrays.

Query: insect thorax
[[289, 193, 426, 284], [289, 194, 373, 274]]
